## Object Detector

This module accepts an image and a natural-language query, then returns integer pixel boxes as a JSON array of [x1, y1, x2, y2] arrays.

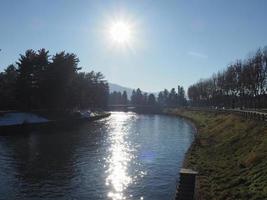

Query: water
[[0, 112, 195, 200]]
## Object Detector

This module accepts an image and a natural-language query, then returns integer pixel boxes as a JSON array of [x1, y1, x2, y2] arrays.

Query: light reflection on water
[[105, 112, 143, 200], [106, 113, 133, 199], [0, 111, 194, 200]]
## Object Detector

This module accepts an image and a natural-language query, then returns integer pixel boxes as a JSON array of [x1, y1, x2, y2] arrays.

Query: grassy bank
[[166, 109, 267, 200]]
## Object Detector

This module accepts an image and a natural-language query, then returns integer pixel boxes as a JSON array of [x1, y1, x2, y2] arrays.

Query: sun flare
[[109, 21, 132, 44]]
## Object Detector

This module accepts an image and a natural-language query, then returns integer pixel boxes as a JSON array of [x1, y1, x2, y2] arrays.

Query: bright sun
[[109, 21, 132, 44]]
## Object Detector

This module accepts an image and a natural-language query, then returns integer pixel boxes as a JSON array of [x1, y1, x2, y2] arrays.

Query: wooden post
[[176, 168, 198, 200]]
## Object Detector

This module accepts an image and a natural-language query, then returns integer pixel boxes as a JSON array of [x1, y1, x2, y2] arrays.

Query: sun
[[109, 21, 132, 44]]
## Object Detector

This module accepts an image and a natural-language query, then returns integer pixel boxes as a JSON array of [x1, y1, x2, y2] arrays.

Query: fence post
[[176, 168, 198, 200]]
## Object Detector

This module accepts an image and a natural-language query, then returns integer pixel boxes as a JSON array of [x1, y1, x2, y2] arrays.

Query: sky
[[1, 0, 267, 92]]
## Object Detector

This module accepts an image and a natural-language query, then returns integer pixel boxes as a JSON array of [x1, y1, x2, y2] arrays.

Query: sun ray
[[108, 20, 133, 46]]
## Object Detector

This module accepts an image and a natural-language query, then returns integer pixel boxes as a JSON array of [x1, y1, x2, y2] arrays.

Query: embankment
[[0, 112, 111, 135], [166, 109, 267, 200]]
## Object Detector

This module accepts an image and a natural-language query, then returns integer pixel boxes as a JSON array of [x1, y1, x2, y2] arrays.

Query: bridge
[[107, 104, 162, 113]]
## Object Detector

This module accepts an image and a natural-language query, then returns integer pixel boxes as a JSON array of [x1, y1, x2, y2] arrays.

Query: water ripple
[[0, 112, 194, 200]]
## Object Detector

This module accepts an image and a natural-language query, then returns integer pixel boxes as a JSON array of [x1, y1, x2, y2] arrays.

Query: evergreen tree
[[131, 89, 136, 104], [169, 88, 177, 107], [0, 65, 18, 109], [1, 49, 109, 111], [148, 94, 156, 105], [122, 91, 128, 105]]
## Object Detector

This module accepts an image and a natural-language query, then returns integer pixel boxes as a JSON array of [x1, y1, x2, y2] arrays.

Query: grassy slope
[[166, 109, 267, 200]]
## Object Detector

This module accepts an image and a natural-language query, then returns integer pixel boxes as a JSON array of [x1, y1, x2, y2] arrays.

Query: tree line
[[0, 49, 109, 111], [109, 86, 187, 107], [108, 91, 128, 105], [188, 47, 267, 108]]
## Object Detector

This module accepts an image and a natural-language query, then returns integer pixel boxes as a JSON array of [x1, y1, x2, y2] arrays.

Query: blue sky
[[1, 0, 267, 92]]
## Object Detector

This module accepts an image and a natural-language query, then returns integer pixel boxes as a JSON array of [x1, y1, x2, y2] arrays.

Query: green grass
[[166, 109, 267, 200]]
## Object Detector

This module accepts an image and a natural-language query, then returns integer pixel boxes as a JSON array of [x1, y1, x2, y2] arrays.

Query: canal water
[[0, 112, 195, 200]]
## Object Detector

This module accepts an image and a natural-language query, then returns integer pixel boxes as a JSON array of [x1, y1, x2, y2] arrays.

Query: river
[[0, 112, 195, 200]]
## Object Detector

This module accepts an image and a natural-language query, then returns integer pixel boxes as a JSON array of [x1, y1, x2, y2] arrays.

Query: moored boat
[[0, 111, 111, 135]]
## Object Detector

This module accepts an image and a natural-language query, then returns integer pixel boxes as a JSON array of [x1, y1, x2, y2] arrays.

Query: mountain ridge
[[108, 83, 158, 98], [108, 83, 134, 97]]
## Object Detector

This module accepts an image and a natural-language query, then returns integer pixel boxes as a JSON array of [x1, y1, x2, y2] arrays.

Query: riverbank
[[0, 111, 111, 134], [166, 108, 267, 200]]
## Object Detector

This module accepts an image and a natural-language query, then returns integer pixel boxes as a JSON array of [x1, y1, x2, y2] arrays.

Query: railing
[[188, 107, 267, 122], [229, 109, 267, 121]]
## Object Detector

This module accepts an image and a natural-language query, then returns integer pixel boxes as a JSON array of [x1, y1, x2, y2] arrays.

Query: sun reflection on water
[[105, 112, 138, 200]]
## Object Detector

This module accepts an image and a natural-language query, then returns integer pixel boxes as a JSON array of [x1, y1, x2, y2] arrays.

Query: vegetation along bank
[[166, 109, 267, 200]]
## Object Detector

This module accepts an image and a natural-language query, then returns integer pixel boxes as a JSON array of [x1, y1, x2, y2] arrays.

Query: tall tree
[[187, 46, 267, 108], [0, 64, 18, 109], [122, 91, 128, 105], [147, 93, 156, 105], [1, 49, 109, 111], [16, 49, 50, 109]]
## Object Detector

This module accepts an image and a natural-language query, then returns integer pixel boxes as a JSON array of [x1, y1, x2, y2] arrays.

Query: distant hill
[[108, 83, 158, 98], [108, 83, 134, 97]]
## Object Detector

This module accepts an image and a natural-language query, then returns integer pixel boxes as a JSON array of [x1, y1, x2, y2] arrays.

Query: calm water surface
[[0, 112, 195, 200]]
